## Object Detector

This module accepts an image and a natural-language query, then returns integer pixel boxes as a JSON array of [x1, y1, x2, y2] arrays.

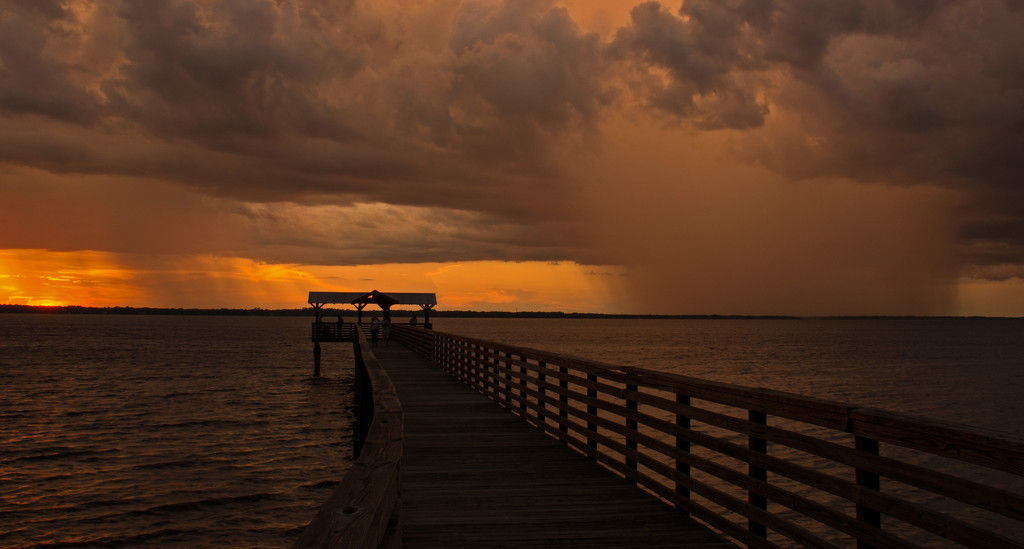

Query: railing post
[[479, 343, 489, 391], [748, 411, 768, 539], [485, 345, 496, 395], [587, 373, 598, 451], [436, 335, 445, 371], [625, 374, 638, 485], [519, 355, 527, 412], [457, 340, 468, 382], [538, 361, 547, 425], [856, 435, 881, 549], [430, 333, 438, 368], [480, 343, 489, 391], [676, 393, 691, 515], [469, 342, 479, 388], [504, 351, 513, 405], [452, 335, 460, 378], [352, 339, 367, 459], [457, 339, 465, 378], [445, 336, 454, 374], [435, 335, 442, 367], [559, 366, 569, 436]]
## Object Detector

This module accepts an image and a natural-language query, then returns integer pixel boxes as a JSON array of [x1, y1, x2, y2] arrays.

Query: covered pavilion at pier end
[[308, 290, 437, 328]]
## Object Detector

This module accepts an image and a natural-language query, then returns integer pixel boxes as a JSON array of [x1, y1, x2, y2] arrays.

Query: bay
[[1, 314, 353, 549], [429, 317, 1024, 435], [3, 314, 1022, 548]]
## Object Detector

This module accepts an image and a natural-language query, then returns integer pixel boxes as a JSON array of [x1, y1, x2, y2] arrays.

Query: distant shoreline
[[1, 304, 1019, 320]]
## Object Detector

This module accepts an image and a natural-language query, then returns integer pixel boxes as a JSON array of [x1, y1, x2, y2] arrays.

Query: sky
[[2, 0, 1024, 315]]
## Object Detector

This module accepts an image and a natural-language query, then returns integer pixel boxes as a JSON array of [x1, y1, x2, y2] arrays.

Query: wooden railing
[[391, 325, 1024, 549], [294, 326, 403, 549], [311, 321, 357, 342]]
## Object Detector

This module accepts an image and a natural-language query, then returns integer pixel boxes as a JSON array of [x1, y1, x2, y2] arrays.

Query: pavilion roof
[[308, 290, 437, 307]]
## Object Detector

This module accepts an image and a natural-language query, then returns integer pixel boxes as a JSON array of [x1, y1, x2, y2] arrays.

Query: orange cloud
[[1, 249, 140, 306], [1, 249, 624, 312]]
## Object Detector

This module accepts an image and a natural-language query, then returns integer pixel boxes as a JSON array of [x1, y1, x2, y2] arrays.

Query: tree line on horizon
[[1, 303, 797, 319], [4, 304, 1009, 320]]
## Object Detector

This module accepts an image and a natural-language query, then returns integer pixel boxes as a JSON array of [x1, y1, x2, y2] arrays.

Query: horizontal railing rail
[[391, 324, 433, 356], [312, 321, 358, 342], [392, 325, 1024, 549], [294, 326, 403, 549]]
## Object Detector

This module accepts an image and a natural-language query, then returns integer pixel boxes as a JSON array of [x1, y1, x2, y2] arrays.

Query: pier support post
[[313, 342, 321, 377]]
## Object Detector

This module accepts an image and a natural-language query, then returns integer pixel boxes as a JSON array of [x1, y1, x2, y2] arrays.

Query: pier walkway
[[371, 342, 734, 548], [297, 323, 1024, 549]]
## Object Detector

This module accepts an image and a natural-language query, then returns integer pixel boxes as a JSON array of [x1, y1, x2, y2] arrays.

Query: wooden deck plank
[[372, 344, 736, 548]]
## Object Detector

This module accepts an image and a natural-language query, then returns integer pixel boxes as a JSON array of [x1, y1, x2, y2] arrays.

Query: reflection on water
[[0, 315, 354, 549]]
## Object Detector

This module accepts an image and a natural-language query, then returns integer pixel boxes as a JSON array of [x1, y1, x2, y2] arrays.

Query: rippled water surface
[[1, 314, 353, 549], [4, 315, 1023, 548], [431, 317, 1024, 435]]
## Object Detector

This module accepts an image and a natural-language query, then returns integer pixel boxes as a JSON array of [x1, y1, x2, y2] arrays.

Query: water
[[429, 317, 1024, 436], [1, 314, 354, 549], [3, 315, 1022, 548]]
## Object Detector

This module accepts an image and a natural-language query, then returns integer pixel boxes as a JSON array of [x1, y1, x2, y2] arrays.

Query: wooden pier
[[296, 324, 1024, 549], [374, 341, 732, 548]]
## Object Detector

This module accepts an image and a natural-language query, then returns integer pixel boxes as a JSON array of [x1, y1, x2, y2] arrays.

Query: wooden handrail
[[392, 325, 1024, 549], [311, 321, 357, 342], [294, 326, 403, 549]]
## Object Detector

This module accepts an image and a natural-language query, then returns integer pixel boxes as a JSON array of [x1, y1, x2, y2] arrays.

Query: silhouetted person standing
[[382, 317, 391, 346], [370, 316, 380, 346]]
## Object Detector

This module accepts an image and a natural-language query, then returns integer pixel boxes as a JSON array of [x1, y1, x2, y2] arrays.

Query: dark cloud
[[1, 0, 1023, 309], [609, 0, 1024, 279], [447, 1, 611, 168], [110, 0, 366, 142], [609, 1, 769, 129], [0, 0, 606, 227], [0, 4, 104, 124]]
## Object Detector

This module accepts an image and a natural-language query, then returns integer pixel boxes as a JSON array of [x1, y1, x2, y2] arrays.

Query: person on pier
[[370, 316, 381, 346], [382, 316, 392, 346]]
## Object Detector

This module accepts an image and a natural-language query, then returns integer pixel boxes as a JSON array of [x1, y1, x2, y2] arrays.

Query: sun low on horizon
[[2, 1, 1024, 318]]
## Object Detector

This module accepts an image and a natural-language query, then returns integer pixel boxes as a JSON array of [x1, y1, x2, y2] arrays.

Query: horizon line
[[2, 304, 1022, 320]]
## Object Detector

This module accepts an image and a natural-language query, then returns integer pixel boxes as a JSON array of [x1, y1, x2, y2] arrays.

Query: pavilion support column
[[312, 302, 323, 377], [313, 341, 321, 377], [355, 303, 367, 325], [422, 303, 434, 329]]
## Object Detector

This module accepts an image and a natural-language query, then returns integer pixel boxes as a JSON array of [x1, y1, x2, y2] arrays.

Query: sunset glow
[[2, 1, 1023, 316], [1, 249, 623, 312]]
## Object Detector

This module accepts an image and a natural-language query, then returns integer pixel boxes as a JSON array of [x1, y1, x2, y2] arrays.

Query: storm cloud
[[2, 0, 1023, 313]]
